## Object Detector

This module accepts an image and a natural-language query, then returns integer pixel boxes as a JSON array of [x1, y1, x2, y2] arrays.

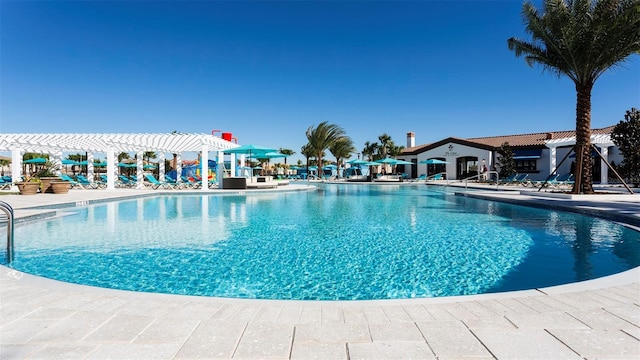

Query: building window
[[515, 160, 537, 171]]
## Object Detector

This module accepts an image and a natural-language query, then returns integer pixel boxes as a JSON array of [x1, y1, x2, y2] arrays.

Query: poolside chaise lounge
[[144, 174, 175, 190], [59, 174, 86, 189], [75, 174, 106, 189]]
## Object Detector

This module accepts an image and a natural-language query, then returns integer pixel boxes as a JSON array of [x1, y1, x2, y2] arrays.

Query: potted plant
[[15, 176, 41, 195], [50, 180, 71, 194], [34, 161, 61, 193]]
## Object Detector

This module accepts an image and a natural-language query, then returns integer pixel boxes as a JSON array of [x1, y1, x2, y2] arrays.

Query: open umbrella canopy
[[393, 160, 415, 165], [419, 159, 449, 164], [375, 157, 399, 164], [23, 157, 47, 164], [118, 163, 137, 168], [225, 144, 277, 155], [143, 164, 156, 170], [62, 159, 80, 165], [258, 152, 290, 159]]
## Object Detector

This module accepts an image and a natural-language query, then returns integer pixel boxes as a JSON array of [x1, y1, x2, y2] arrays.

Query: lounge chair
[[426, 173, 443, 182], [59, 174, 85, 189], [549, 174, 574, 188], [117, 175, 134, 187], [76, 174, 105, 189], [0, 177, 12, 190], [511, 173, 529, 186], [144, 173, 175, 190], [181, 176, 201, 189], [165, 174, 185, 189], [498, 173, 518, 184]]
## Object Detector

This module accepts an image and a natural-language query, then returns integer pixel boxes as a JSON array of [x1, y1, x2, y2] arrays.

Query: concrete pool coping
[[1, 186, 639, 359]]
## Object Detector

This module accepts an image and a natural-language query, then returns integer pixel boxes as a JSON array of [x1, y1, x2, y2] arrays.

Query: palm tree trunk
[[572, 83, 594, 194]]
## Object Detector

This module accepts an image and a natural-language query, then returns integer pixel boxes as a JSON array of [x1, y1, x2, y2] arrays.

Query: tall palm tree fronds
[[306, 122, 347, 174], [508, 0, 640, 194], [329, 137, 356, 177]]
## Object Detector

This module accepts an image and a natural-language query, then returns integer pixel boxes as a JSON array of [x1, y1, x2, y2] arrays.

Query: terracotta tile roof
[[402, 125, 614, 155]]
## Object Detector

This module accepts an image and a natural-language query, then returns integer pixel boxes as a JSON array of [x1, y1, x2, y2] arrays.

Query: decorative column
[[87, 152, 95, 181], [229, 153, 236, 177], [600, 146, 609, 185], [11, 149, 22, 189], [200, 146, 209, 191], [158, 153, 166, 181], [176, 154, 183, 183], [106, 148, 116, 190], [217, 150, 224, 187], [52, 150, 63, 175], [136, 151, 144, 189], [548, 146, 557, 174]]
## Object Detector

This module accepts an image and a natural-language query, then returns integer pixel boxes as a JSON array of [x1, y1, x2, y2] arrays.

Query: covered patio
[[0, 133, 240, 190]]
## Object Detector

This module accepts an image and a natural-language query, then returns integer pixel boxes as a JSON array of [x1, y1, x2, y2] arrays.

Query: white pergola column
[[11, 149, 22, 189], [52, 150, 63, 175], [87, 152, 95, 180], [176, 153, 183, 182], [600, 146, 609, 184], [229, 153, 236, 177], [136, 151, 144, 189], [106, 148, 116, 190], [158, 153, 166, 181], [200, 146, 209, 191], [217, 150, 224, 187], [548, 146, 557, 174]]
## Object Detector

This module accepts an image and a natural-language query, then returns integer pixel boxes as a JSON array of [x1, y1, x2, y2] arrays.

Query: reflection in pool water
[[5, 185, 640, 300]]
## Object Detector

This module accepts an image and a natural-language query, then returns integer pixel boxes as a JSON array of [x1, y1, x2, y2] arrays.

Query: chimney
[[546, 132, 553, 140], [407, 132, 415, 148]]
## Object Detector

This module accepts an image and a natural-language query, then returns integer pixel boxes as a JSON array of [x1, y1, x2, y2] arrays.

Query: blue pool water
[[4, 184, 640, 300]]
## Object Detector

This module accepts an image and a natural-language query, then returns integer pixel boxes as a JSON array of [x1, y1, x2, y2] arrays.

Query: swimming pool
[[4, 184, 640, 300]]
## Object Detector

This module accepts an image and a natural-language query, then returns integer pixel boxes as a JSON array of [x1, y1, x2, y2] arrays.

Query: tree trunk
[[572, 83, 594, 194]]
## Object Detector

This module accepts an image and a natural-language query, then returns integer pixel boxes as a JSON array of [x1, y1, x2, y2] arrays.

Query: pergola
[[545, 133, 615, 184], [0, 133, 240, 190]]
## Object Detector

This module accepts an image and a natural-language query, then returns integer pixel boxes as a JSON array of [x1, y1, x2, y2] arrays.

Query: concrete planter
[[50, 181, 71, 194], [17, 182, 40, 195]]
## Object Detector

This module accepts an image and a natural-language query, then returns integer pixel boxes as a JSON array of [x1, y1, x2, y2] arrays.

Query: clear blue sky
[[1, 1, 638, 163]]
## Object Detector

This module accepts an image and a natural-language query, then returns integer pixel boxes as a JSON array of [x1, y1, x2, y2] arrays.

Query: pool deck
[[1, 185, 639, 359]]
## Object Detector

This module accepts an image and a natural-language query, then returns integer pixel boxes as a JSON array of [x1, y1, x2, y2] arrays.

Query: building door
[[456, 157, 479, 180]]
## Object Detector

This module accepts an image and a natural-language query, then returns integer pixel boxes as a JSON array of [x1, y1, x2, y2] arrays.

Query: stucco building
[[397, 126, 620, 184]]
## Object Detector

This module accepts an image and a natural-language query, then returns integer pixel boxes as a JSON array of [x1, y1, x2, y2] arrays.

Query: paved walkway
[[1, 186, 639, 359]]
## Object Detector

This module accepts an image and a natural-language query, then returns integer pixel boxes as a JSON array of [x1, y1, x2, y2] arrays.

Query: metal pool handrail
[[0, 201, 14, 263]]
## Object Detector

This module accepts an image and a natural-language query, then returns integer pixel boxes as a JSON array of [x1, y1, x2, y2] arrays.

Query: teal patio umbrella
[[226, 144, 277, 178], [23, 157, 47, 164]]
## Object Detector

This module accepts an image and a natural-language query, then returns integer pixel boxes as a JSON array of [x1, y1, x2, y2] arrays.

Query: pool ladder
[[0, 201, 14, 263]]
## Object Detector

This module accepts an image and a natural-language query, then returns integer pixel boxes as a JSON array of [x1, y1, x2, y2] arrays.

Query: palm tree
[[329, 137, 356, 178], [279, 148, 295, 166], [362, 141, 378, 161], [117, 152, 130, 163], [301, 143, 315, 172], [305, 122, 347, 173], [508, 0, 640, 194], [378, 133, 392, 159], [388, 144, 405, 174], [143, 151, 157, 165]]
